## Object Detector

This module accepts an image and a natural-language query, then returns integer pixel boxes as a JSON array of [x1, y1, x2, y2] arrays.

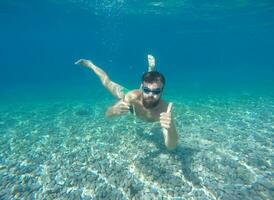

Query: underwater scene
[[0, 0, 274, 199]]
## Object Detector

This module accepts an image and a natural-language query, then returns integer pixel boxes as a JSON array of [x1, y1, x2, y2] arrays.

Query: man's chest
[[132, 102, 161, 122]]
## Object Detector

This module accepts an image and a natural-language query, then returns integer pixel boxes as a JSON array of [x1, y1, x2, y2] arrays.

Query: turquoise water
[[1, 1, 274, 200]]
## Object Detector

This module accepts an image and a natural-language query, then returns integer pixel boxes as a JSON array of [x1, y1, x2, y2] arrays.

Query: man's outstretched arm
[[75, 59, 126, 100]]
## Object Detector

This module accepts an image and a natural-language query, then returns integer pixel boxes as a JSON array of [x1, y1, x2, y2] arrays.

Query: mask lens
[[142, 87, 162, 95], [143, 87, 150, 94], [153, 89, 161, 95]]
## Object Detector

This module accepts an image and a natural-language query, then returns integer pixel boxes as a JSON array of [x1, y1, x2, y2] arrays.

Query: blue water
[[0, 1, 273, 199], [1, 0, 274, 92]]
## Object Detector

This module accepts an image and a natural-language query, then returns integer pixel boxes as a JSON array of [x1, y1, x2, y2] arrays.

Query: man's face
[[141, 81, 163, 109]]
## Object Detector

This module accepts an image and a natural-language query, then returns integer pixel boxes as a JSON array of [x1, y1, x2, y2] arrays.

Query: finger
[[160, 112, 171, 117], [163, 125, 170, 129], [120, 106, 130, 111], [160, 119, 170, 126], [121, 101, 130, 106], [160, 114, 171, 120], [160, 113, 170, 118], [121, 103, 130, 109], [120, 109, 129, 114], [160, 118, 171, 123], [75, 59, 83, 65], [121, 102, 129, 107], [161, 123, 170, 129], [120, 109, 129, 113], [120, 107, 130, 112], [161, 122, 170, 128], [167, 103, 173, 113]]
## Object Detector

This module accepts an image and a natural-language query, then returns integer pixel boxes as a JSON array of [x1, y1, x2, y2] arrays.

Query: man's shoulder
[[128, 89, 141, 94], [124, 89, 141, 102]]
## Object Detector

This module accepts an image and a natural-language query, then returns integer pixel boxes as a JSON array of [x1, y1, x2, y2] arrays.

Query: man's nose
[[147, 92, 155, 97]]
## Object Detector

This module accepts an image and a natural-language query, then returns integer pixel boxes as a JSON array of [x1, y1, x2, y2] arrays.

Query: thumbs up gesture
[[160, 103, 173, 130]]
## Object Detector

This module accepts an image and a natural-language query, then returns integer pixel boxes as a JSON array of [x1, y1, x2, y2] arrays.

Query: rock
[[256, 175, 273, 190], [151, 186, 158, 194], [68, 189, 82, 200], [15, 185, 24, 193], [49, 184, 62, 193], [0, 164, 6, 170], [82, 194, 93, 200], [181, 184, 192, 193]]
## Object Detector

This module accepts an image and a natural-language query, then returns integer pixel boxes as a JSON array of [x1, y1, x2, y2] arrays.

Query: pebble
[[180, 184, 192, 193], [81, 194, 93, 200], [0, 164, 6, 170], [14, 185, 24, 193], [151, 186, 158, 194], [256, 175, 273, 190], [49, 184, 62, 193], [1, 100, 273, 200]]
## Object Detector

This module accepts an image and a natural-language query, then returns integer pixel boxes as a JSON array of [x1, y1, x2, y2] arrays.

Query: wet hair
[[142, 71, 165, 86]]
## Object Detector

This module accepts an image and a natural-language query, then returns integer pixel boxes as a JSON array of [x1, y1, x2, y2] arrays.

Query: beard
[[142, 97, 160, 109]]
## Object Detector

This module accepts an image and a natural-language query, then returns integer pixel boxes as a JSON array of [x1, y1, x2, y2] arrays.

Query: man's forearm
[[164, 121, 178, 149]]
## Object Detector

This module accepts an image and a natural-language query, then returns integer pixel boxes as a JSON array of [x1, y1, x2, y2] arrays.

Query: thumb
[[167, 102, 173, 113]]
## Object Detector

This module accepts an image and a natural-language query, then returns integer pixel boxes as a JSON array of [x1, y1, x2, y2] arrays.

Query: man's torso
[[124, 90, 168, 122]]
